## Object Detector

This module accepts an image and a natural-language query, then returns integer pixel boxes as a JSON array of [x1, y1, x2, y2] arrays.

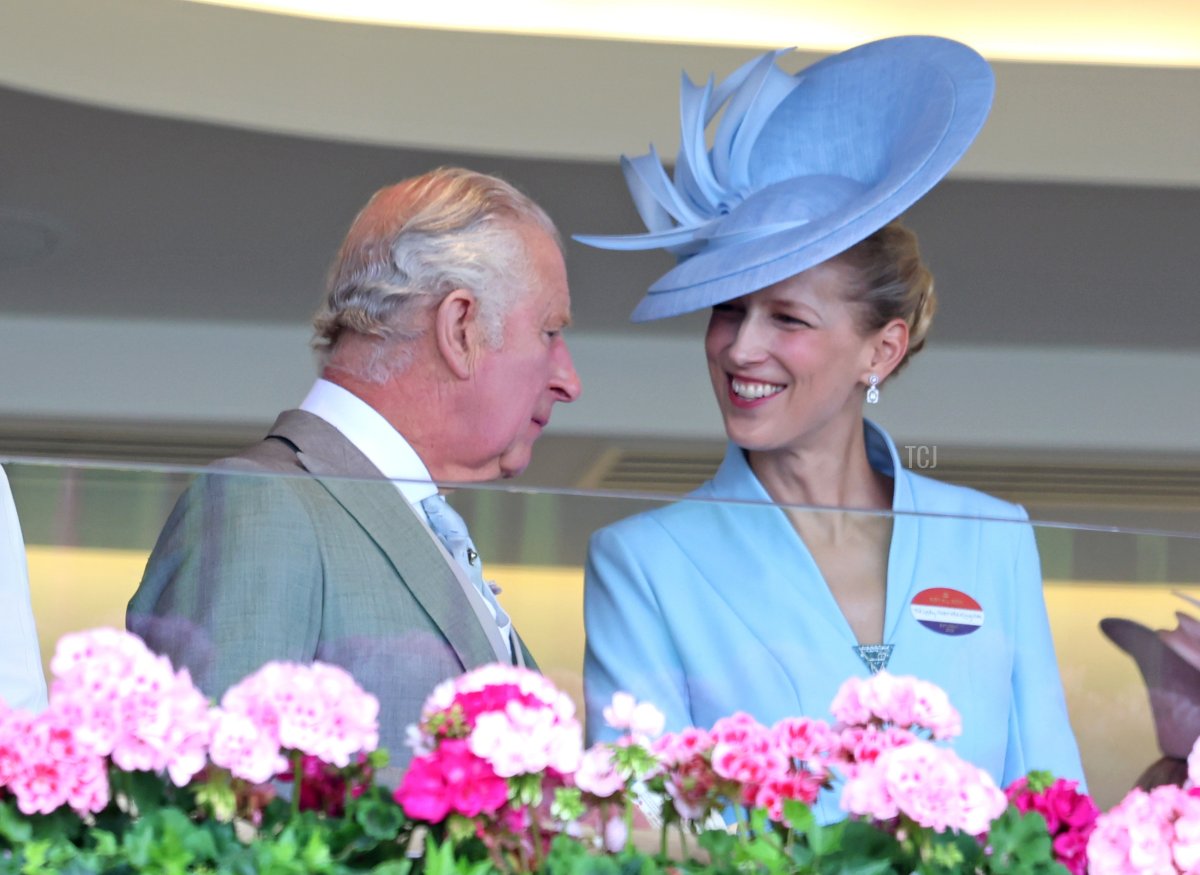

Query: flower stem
[[291, 751, 302, 819], [530, 812, 544, 870]]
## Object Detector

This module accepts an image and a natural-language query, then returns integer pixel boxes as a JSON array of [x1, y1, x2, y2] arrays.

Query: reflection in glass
[[3, 456, 1197, 810]]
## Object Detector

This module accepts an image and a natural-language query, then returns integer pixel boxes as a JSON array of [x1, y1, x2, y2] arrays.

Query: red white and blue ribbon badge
[[910, 588, 984, 636]]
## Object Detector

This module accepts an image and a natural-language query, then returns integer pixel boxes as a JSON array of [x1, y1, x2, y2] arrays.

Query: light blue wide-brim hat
[[575, 36, 995, 322]]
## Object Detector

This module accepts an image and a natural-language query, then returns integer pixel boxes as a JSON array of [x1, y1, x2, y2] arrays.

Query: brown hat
[[1101, 594, 1200, 760]]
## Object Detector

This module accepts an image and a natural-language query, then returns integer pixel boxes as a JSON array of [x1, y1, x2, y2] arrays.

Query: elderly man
[[127, 168, 581, 767]]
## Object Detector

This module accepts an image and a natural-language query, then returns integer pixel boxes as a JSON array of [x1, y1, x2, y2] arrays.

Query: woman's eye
[[776, 313, 810, 327]]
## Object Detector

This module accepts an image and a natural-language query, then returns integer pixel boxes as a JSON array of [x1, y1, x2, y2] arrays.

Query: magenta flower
[[394, 739, 509, 822], [395, 754, 453, 822], [411, 663, 581, 781], [1006, 775, 1098, 875], [278, 753, 369, 817]]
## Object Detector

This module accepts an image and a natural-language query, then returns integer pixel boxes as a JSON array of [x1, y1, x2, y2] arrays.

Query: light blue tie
[[420, 494, 513, 652]]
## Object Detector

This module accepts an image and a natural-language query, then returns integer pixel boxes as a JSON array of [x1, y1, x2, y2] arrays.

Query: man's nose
[[552, 340, 582, 402]]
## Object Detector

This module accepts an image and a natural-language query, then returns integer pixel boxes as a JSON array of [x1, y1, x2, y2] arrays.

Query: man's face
[[464, 223, 582, 479]]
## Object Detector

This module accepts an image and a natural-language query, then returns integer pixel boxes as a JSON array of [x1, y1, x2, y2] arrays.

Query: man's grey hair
[[313, 167, 560, 381]]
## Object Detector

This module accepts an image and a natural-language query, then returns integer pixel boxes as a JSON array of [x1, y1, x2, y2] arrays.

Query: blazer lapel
[[266, 411, 508, 669]]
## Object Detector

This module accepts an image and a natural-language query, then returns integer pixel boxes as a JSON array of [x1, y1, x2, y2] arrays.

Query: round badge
[[910, 588, 984, 636]]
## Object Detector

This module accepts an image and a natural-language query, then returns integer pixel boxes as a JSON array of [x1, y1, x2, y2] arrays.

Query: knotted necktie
[[420, 494, 513, 655]]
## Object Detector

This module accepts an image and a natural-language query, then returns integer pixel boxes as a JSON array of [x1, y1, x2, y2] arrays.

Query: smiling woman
[[575, 36, 1086, 820]]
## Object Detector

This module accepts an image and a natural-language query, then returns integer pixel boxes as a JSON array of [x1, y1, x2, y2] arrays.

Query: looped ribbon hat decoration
[[575, 36, 995, 322]]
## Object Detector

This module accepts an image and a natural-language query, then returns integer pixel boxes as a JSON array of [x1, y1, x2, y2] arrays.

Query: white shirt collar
[[298, 378, 437, 506]]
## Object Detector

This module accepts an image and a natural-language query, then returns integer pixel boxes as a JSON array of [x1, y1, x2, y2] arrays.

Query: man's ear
[[433, 289, 480, 380], [869, 318, 910, 382]]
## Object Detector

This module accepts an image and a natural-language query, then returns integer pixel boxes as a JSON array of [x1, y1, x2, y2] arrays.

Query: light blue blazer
[[584, 422, 1085, 815]]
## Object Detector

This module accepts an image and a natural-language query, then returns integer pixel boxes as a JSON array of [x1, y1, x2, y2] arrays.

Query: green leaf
[[370, 862, 414, 875], [510, 773, 545, 808], [300, 830, 336, 872], [123, 768, 170, 817], [551, 787, 586, 823], [803, 815, 845, 858], [1023, 771, 1056, 794], [355, 797, 406, 842], [193, 768, 239, 822], [0, 800, 33, 845], [421, 834, 460, 875], [782, 800, 815, 837]]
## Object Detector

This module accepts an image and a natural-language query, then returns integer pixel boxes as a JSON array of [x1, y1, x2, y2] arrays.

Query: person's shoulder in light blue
[[0, 465, 48, 712]]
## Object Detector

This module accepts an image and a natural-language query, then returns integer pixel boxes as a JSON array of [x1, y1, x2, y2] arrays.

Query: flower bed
[[1, 628, 1197, 873]]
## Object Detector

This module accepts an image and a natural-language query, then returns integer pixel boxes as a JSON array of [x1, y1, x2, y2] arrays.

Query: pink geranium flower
[[412, 664, 581, 781], [831, 672, 961, 740], [602, 692, 666, 740], [771, 716, 839, 765], [840, 739, 1006, 836], [1007, 775, 1099, 875], [48, 628, 215, 787], [0, 706, 109, 816], [653, 727, 714, 767], [574, 745, 625, 798], [210, 660, 379, 783], [394, 739, 510, 822], [1088, 784, 1200, 875]]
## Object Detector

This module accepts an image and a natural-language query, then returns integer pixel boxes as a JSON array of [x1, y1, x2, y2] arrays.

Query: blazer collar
[[706, 419, 920, 645], [265, 410, 511, 668], [709, 419, 914, 510]]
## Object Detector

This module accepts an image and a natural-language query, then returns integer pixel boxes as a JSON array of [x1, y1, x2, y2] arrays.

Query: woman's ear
[[868, 317, 910, 382], [434, 289, 479, 380]]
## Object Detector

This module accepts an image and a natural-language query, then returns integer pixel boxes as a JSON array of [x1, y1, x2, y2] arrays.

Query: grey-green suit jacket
[[127, 410, 530, 776]]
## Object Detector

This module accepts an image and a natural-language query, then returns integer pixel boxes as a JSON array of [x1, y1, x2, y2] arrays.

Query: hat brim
[[1101, 617, 1200, 759], [625, 37, 994, 322]]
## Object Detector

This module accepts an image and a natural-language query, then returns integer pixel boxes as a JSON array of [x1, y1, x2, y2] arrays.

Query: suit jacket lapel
[[265, 411, 508, 668]]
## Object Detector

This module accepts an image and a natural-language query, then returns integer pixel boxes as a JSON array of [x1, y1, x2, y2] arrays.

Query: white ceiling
[[169, 0, 1200, 66]]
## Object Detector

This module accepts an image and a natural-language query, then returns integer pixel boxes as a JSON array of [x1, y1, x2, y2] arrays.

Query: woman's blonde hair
[[837, 220, 936, 373]]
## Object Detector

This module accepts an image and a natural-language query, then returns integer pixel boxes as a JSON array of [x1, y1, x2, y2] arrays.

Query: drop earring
[[866, 374, 880, 405]]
